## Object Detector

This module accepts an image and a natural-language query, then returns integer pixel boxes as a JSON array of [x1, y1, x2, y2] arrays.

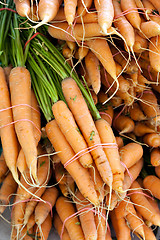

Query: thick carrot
[[140, 20, 160, 38], [75, 46, 89, 61], [14, 0, 30, 17], [113, 114, 135, 134], [143, 133, 160, 148], [95, 118, 124, 192], [35, 186, 59, 226], [129, 180, 160, 226], [9, 67, 38, 183], [56, 196, 85, 240], [119, 143, 143, 171], [149, 36, 160, 72], [53, 212, 71, 240], [0, 67, 19, 184], [128, 102, 147, 121], [134, 122, 155, 137], [52, 100, 93, 168], [120, 0, 141, 30], [113, 0, 135, 49], [74, 190, 97, 240], [64, 0, 77, 25], [46, 119, 99, 205], [0, 152, 8, 183], [94, 0, 114, 34], [85, 50, 101, 94], [34, 214, 52, 240], [62, 78, 113, 187], [0, 172, 17, 214], [143, 175, 160, 200]]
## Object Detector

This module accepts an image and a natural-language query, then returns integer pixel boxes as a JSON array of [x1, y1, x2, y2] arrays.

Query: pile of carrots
[[0, 0, 160, 239]]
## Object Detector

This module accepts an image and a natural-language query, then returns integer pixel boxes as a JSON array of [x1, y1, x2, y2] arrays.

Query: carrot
[[140, 20, 160, 38], [36, 0, 62, 28], [28, 3, 39, 21], [46, 119, 99, 206], [128, 102, 147, 121], [3, 65, 12, 85], [142, 0, 156, 17], [115, 136, 124, 149], [133, 30, 148, 53], [138, 91, 160, 127], [129, 180, 160, 226], [75, 46, 89, 61], [74, 190, 97, 240], [35, 186, 59, 226], [94, 0, 114, 34], [14, 0, 30, 17], [52, 100, 93, 168], [66, 41, 77, 54], [9, 67, 38, 184], [34, 214, 52, 240], [56, 196, 85, 240], [115, 198, 145, 238], [62, 78, 113, 187], [0, 152, 8, 183], [94, 208, 109, 240], [85, 50, 101, 94], [76, 12, 98, 23], [64, 0, 77, 26], [110, 209, 131, 240], [27, 214, 35, 231], [155, 165, 160, 178], [0, 67, 19, 185], [53, 212, 71, 240], [148, 0, 160, 13], [134, 122, 155, 137], [113, 114, 135, 134], [143, 133, 160, 147], [99, 106, 114, 126], [113, 0, 135, 49], [120, 0, 141, 30], [62, 45, 73, 60], [48, 22, 106, 41], [105, 189, 119, 210], [151, 148, 160, 167], [143, 175, 160, 200], [0, 172, 17, 214], [76, 0, 92, 16], [95, 118, 124, 192], [149, 36, 160, 73], [54, 162, 68, 185]]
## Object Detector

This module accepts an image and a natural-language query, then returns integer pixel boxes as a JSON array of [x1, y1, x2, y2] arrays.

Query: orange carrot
[[14, 0, 30, 17], [0, 152, 8, 183], [134, 122, 155, 137], [0, 172, 17, 214], [62, 78, 113, 187], [140, 20, 160, 38], [120, 0, 141, 30], [76, 0, 92, 16], [94, 208, 110, 240], [64, 0, 77, 26], [27, 214, 35, 231], [95, 118, 124, 192], [46, 119, 99, 206], [115, 136, 124, 148], [143, 175, 160, 200], [143, 133, 160, 148], [128, 102, 147, 121], [53, 212, 71, 240], [74, 190, 97, 240], [0, 67, 19, 184], [34, 214, 52, 240], [94, 0, 114, 34], [9, 67, 38, 183], [149, 36, 160, 72], [113, 114, 135, 134], [150, 148, 160, 166], [148, 0, 160, 13], [129, 180, 160, 226], [85, 50, 101, 94], [155, 165, 160, 178], [35, 186, 59, 226], [56, 196, 85, 240], [52, 100, 93, 168], [133, 30, 148, 53], [75, 46, 89, 61]]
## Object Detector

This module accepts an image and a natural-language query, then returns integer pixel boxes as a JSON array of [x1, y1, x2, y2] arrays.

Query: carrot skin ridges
[[46, 119, 99, 206], [9, 67, 38, 183], [62, 77, 113, 187]]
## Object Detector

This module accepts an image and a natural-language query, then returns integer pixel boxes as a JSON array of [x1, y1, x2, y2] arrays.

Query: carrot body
[[95, 118, 124, 192], [0, 152, 8, 183], [143, 175, 160, 200], [64, 0, 77, 25], [34, 214, 52, 240], [155, 165, 160, 178], [9, 67, 38, 183], [46, 119, 99, 206], [0, 67, 19, 183], [53, 212, 71, 240], [52, 100, 93, 168], [128, 102, 146, 121], [140, 21, 160, 38], [150, 148, 160, 166], [85, 50, 101, 94], [94, 208, 109, 240], [14, 0, 30, 17], [143, 133, 160, 148], [35, 186, 58, 226], [56, 196, 85, 240], [62, 78, 113, 187], [120, 0, 141, 29], [75, 191, 97, 240], [133, 30, 148, 53], [77, 0, 92, 16], [113, 114, 135, 134], [149, 36, 160, 72], [134, 122, 155, 137], [94, 0, 114, 34], [148, 0, 160, 13]]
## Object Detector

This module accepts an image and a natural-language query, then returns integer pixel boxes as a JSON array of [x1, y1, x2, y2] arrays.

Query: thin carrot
[[9, 66, 38, 184], [115, 136, 124, 149], [95, 118, 124, 192], [76, 0, 92, 16], [64, 0, 77, 26], [62, 77, 113, 187], [94, 208, 110, 240], [155, 165, 160, 178], [56, 196, 85, 240], [34, 214, 52, 240], [0, 152, 8, 183], [149, 36, 160, 73], [46, 119, 99, 206], [52, 100, 93, 168], [143, 175, 160, 200], [53, 212, 71, 240], [85, 50, 101, 94], [133, 30, 148, 53]]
